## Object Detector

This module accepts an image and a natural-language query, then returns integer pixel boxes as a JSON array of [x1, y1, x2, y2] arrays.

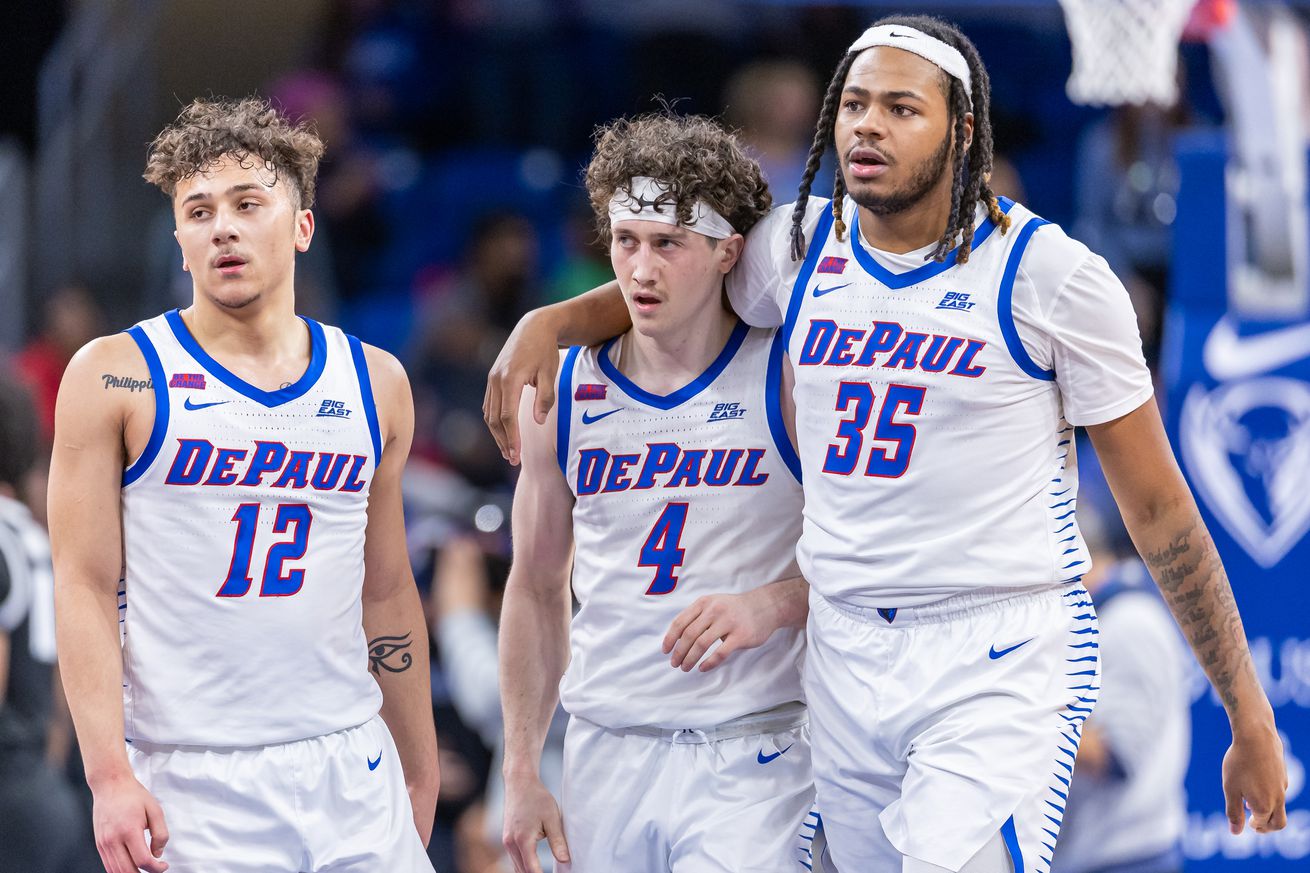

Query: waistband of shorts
[[818, 582, 1079, 627], [583, 700, 807, 744], [124, 714, 377, 754]]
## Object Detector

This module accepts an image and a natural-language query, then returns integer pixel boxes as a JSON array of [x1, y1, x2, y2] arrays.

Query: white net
[[1058, 0, 1200, 106]]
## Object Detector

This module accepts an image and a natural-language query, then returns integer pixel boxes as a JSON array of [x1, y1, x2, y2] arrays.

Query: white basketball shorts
[[126, 714, 433, 872], [559, 704, 814, 872], [804, 584, 1100, 872]]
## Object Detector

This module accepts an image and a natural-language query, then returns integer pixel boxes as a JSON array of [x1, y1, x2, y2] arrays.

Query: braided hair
[[789, 15, 1010, 263]]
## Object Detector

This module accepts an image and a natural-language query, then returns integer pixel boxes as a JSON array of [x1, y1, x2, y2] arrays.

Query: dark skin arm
[[483, 282, 629, 465], [1087, 397, 1287, 835]]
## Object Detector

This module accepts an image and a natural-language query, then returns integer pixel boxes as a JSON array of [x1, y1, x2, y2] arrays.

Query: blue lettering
[[949, 339, 988, 377], [883, 332, 928, 369], [633, 443, 680, 490], [799, 320, 837, 365], [825, 328, 866, 366], [666, 449, 707, 488], [854, 322, 903, 367], [272, 451, 314, 489], [238, 441, 289, 487], [576, 448, 609, 496], [166, 439, 214, 485], [203, 447, 247, 486], [340, 455, 368, 492], [920, 336, 965, 373], [704, 449, 745, 486], [310, 452, 350, 490], [602, 454, 640, 493], [735, 448, 769, 486]]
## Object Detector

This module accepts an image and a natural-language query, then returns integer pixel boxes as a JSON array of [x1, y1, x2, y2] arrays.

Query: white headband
[[607, 176, 736, 240], [848, 25, 973, 106]]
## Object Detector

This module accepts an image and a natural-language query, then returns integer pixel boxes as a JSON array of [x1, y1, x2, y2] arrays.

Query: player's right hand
[[484, 310, 561, 466], [90, 773, 169, 873], [502, 775, 570, 873], [1222, 718, 1288, 835]]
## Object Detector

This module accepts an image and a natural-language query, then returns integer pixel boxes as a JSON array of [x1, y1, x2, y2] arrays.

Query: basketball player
[[500, 113, 812, 873], [48, 98, 438, 873], [483, 15, 1288, 873]]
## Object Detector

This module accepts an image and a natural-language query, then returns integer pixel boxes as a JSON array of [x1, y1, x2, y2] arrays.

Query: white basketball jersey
[[119, 310, 383, 746], [728, 198, 1152, 609], [557, 322, 805, 730]]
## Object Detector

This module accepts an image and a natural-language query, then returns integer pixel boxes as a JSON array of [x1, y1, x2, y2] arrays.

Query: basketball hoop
[[1058, 0, 1208, 107]]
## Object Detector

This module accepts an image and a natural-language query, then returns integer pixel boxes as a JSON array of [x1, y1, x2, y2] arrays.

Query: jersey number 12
[[217, 503, 313, 598]]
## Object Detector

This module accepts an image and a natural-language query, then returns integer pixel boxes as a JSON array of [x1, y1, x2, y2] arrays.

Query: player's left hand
[[663, 592, 776, 672], [1222, 716, 1289, 835]]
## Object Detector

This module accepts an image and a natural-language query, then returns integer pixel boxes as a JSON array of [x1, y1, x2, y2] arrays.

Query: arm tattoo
[[101, 374, 153, 392], [1142, 521, 1248, 713], [368, 632, 414, 675]]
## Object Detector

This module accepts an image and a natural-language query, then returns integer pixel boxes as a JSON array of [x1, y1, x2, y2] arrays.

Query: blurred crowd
[[0, 1, 1231, 871]]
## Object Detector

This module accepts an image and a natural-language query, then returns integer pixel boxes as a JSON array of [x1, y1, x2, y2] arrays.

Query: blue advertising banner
[[1164, 132, 1310, 868]]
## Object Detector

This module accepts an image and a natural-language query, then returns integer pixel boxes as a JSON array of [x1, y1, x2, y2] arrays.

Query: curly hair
[[585, 113, 772, 243], [144, 96, 325, 209], [790, 15, 1010, 263]]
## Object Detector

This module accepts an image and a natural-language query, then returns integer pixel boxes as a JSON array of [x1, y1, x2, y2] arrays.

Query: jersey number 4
[[217, 503, 313, 597], [640, 502, 688, 595], [823, 382, 927, 478]]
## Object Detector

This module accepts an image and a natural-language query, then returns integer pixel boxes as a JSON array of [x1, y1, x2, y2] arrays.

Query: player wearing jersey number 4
[[49, 98, 438, 873], [500, 114, 814, 873], [484, 15, 1287, 873]]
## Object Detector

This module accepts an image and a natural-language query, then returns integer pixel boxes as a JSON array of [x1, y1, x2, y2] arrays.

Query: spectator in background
[[0, 378, 85, 873], [430, 536, 568, 873], [723, 59, 826, 198], [1054, 504, 1191, 873], [14, 282, 103, 442], [547, 198, 614, 304], [412, 212, 542, 488]]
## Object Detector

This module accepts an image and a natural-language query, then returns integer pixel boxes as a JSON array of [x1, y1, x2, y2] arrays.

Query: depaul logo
[[1180, 377, 1310, 568], [316, 399, 352, 419]]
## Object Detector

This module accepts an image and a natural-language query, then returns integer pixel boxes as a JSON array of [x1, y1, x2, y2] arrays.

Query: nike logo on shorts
[[368, 752, 382, 771], [184, 397, 230, 411], [581, 408, 622, 425], [813, 283, 852, 298], [758, 744, 794, 764], [988, 638, 1034, 660]]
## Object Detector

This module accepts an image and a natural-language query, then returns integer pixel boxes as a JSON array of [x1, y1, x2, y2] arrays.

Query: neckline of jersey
[[164, 308, 328, 408], [597, 318, 750, 411], [848, 196, 1016, 289]]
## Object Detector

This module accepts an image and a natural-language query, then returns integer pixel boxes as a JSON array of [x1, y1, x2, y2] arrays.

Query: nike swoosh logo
[[889, 31, 912, 38], [368, 752, 382, 771], [989, 638, 1034, 660], [813, 283, 852, 298], [183, 397, 230, 411], [757, 744, 794, 764], [1203, 315, 1310, 380], [581, 408, 622, 425]]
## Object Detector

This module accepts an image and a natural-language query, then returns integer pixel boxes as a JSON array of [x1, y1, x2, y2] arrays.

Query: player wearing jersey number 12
[[49, 98, 438, 873]]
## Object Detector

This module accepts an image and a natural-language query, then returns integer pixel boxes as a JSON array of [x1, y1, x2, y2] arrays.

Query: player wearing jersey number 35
[[500, 113, 814, 873], [485, 14, 1286, 873], [48, 98, 438, 873]]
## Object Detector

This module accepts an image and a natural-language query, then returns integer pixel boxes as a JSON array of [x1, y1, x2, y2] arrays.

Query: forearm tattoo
[[1142, 521, 1250, 713], [101, 374, 152, 392], [368, 632, 414, 675]]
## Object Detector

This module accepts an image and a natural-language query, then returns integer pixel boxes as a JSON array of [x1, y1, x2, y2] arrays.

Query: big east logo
[[708, 402, 746, 422], [316, 399, 351, 418]]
